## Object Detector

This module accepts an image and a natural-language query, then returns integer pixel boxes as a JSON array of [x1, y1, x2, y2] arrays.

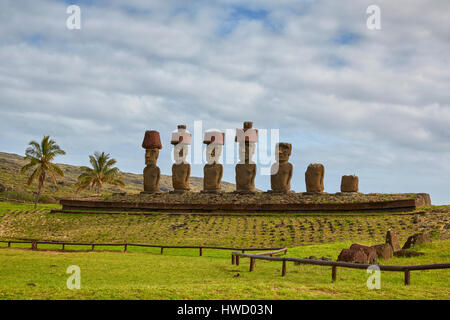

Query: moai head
[[142, 130, 162, 166], [276, 143, 292, 163], [171, 125, 191, 165], [203, 130, 225, 165], [235, 121, 258, 164]]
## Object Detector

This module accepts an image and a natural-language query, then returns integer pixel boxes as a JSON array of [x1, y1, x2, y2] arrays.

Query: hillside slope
[[0, 152, 235, 202]]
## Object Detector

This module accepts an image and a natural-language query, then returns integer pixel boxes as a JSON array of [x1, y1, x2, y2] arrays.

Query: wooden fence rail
[[0, 240, 282, 256], [231, 252, 450, 286]]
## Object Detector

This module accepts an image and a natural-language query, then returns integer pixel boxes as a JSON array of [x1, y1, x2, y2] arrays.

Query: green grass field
[[0, 241, 449, 299], [0, 202, 449, 300]]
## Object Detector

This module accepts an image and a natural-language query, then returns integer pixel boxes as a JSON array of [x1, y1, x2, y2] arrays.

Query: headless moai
[[202, 131, 224, 193]]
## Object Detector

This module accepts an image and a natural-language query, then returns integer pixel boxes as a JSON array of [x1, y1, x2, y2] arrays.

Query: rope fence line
[[0, 240, 283, 256], [231, 252, 450, 286]]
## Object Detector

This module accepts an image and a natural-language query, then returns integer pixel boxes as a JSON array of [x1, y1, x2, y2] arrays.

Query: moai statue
[[269, 143, 293, 193], [235, 121, 258, 193], [202, 131, 225, 193], [171, 125, 191, 193], [340, 175, 359, 193], [305, 163, 324, 193], [141, 130, 162, 193]]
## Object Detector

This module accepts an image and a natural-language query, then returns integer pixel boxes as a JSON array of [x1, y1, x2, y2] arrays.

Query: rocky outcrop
[[402, 232, 431, 249]]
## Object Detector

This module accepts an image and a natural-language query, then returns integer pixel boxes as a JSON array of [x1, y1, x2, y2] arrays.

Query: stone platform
[[58, 192, 431, 213]]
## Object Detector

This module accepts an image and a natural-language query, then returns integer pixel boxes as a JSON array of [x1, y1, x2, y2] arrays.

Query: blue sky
[[1, 0, 450, 203]]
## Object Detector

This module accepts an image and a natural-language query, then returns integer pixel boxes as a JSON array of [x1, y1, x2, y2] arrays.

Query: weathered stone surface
[[340, 175, 359, 193], [415, 193, 431, 206], [172, 163, 191, 192], [402, 232, 431, 249], [203, 163, 223, 192], [270, 143, 293, 193], [305, 163, 324, 193], [235, 163, 256, 193], [394, 249, 425, 258], [143, 165, 161, 193], [142, 130, 162, 149], [337, 248, 368, 264], [349, 243, 377, 263], [386, 229, 400, 252], [236, 122, 257, 164], [371, 243, 393, 260]]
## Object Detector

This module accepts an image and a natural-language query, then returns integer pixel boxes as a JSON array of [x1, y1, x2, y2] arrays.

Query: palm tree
[[77, 151, 125, 194], [20, 136, 66, 209]]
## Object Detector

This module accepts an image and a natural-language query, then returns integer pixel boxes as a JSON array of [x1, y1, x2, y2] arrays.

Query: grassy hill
[[0, 152, 235, 203]]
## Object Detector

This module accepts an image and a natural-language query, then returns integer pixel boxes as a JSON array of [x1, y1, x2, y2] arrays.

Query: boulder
[[349, 243, 377, 263], [394, 249, 425, 258], [371, 243, 393, 260], [402, 233, 431, 249], [386, 229, 400, 252], [337, 248, 368, 264]]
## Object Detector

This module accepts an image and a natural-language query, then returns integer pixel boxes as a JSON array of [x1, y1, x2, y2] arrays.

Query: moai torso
[[203, 163, 223, 191], [235, 122, 258, 193], [143, 165, 161, 192], [270, 162, 293, 192], [172, 163, 191, 191]]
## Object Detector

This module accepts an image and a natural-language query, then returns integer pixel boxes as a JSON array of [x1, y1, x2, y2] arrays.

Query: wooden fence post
[[8, 241, 11, 248], [31, 241, 37, 250], [124, 244, 128, 252], [62, 244, 65, 251], [232, 254, 235, 265], [91, 244, 95, 251], [404, 270, 410, 286], [199, 248, 203, 256], [236, 255, 240, 266], [332, 266, 337, 282], [160, 247, 164, 255], [250, 258, 255, 272], [282, 260, 287, 277]]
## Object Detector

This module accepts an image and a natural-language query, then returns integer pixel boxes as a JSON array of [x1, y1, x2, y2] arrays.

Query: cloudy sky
[[1, 0, 450, 203]]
